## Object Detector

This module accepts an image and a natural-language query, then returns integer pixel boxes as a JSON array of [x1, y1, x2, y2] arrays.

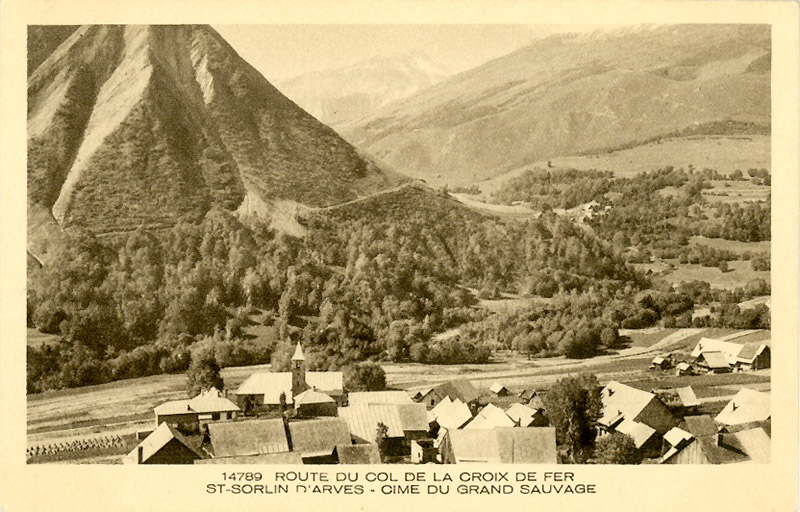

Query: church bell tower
[[291, 342, 307, 397]]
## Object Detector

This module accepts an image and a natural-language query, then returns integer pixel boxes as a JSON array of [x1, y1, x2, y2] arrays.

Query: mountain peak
[[27, 24, 402, 253]]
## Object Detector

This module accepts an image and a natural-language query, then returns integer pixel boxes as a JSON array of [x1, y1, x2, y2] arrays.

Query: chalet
[[335, 443, 381, 464], [694, 351, 732, 373], [124, 422, 203, 465], [690, 338, 743, 365], [441, 427, 557, 464], [464, 404, 515, 430], [599, 381, 678, 436], [675, 362, 693, 376], [735, 343, 771, 370], [235, 343, 344, 412], [428, 397, 473, 430], [338, 403, 429, 454], [715, 389, 770, 426], [294, 389, 337, 417], [288, 418, 352, 463], [505, 403, 548, 427], [519, 389, 538, 402], [154, 388, 239, 428], [489, 382, 510, 396], [690, 337, 771, 372], [348, 391, 413, 406], [419, 378, 480, 409], [206, 418, 289, 459], [660, 427, 770, 464], [650, 356, 671, 370]]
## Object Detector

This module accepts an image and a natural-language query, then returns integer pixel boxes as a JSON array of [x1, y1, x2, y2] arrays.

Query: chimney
[[137, 445, 144, 464]]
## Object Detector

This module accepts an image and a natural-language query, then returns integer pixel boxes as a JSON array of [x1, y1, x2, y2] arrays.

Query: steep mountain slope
[[342, 24, 770, 183], [278, 50, 450, 127], [27, 25, 403, 258], [27, 25, 79, 76]]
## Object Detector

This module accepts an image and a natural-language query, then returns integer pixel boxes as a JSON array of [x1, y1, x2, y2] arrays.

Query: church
[[235, 343, 345, 413]]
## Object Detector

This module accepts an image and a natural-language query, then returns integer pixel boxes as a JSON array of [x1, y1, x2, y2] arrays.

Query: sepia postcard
[[0, 0, 797, 511]]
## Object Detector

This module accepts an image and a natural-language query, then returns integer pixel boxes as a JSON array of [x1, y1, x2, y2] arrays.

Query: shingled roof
[[208, 418, 289, 457], [125, 422, 202, 464], [336, 444, 381, 464], [289, 418, 351, 457], [433, 378, 479, 404], [715, 389, 771, 426]]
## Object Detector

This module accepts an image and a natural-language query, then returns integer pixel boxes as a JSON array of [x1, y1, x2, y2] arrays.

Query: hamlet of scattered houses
[[127, 342, 769, 465]]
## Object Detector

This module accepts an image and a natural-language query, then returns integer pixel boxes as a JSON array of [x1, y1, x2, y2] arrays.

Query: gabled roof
[[126, 422, 202, 464], [697, 351, 730, 369], [736, 343, 769, 363], [464, 404, 515, 430], [430, 398, 473, 430], [615, 419, 656, 449], [676, 362, 692, 371], [489, 382, 509, 394], [336, 444, 381, 464], [715, 389, 770, 426], [409, 387, 433, 400], [338, 405, 405, 441], [734, 427, 770, 463], [447, 427, 557, 464], [691, 338, 743, 364], [681, 415, 719, 437], [236, 373, 293, 403], [651, 356, 665, 364], [432, 378, 479, 404], [348, 391, 413, 406], [519, 389, 537, 401], [154, 389, 238, 416], [294, 389, 335, 406], [292, 342, 305, 361], [505, 403, 539, 427], [675, 386, 699, 408], [289, 418, 351, 457], [663, 427, 694, 447], [208, 418, 289, 457], [236, 371, 344, 404], [599, 381, 655, 427], [661, 433, 750, 465]]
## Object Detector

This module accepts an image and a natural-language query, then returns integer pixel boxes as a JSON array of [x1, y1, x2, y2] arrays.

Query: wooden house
[[154, 388, 239, 429], [124, 422, 203, 465]]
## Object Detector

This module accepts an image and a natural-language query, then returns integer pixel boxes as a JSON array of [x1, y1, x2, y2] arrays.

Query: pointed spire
[[292, 342, 305, 361]]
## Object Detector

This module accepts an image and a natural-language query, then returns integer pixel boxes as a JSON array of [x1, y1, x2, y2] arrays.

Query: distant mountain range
[[27, 25, 404, 260], [278, 50, 451, 127], [341, 24, 770, 183]]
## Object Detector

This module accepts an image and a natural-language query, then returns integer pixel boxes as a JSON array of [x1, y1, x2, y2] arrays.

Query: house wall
[[156, 413, 199, 428], [296, 402, 337, 418], [145, 439, 201, 464], [754, 350, 770, 370]]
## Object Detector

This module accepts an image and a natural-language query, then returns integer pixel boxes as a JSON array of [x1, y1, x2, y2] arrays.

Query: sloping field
[[478, 135, 770, 195], [690, 236, 771, 255], [655, 260, 770, 289]]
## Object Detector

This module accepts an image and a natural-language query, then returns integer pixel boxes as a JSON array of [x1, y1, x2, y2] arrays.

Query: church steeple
[[291, 342, 307, 397]]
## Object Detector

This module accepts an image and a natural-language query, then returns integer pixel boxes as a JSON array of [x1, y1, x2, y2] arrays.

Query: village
[[28, 333, 770, 466]]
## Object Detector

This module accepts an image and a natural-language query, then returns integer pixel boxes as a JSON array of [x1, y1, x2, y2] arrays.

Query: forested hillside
[[27, 187, 644, 392]]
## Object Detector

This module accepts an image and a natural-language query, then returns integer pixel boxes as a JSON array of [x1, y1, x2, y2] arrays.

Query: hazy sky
[[214, 24, 626, 82]]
